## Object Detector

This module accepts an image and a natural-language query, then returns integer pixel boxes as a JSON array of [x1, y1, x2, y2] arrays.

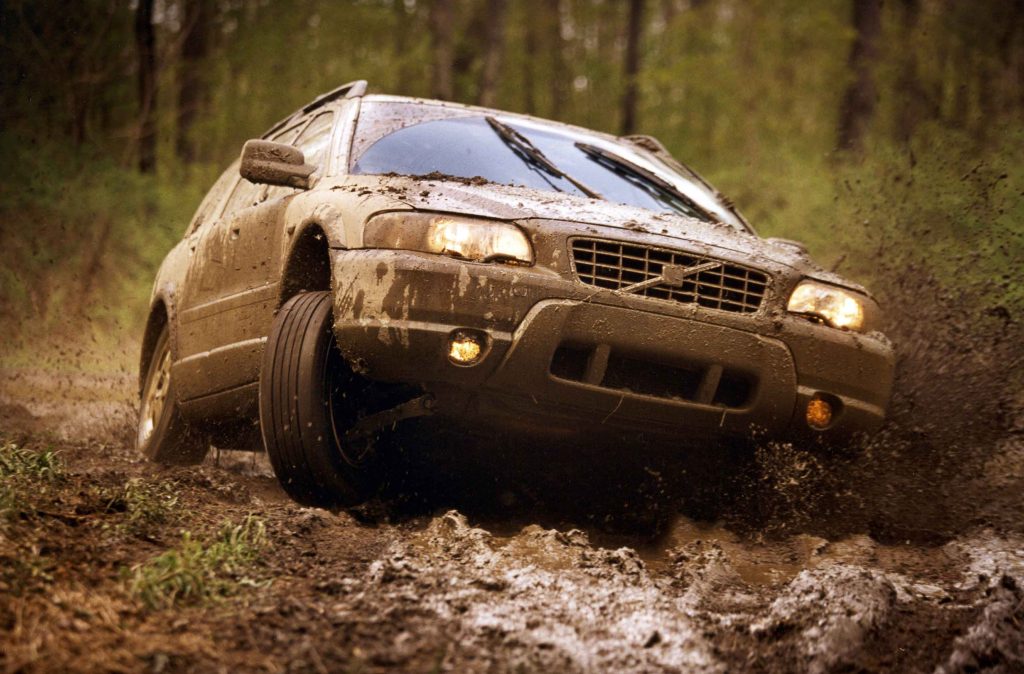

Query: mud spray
[[339, 182, 1024, 671], [281, 220, 1021, 672]]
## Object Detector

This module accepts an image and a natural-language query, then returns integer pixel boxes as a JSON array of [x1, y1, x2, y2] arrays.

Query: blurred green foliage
[[0, 134, 209, 341], [0, 0, 1021, 362]]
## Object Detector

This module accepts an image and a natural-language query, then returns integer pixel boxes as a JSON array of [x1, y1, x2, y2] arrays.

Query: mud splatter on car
[[137, 81, 894, 508]]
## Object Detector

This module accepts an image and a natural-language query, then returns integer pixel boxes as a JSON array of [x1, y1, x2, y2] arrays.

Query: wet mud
[[1, 351, 1022, 673]]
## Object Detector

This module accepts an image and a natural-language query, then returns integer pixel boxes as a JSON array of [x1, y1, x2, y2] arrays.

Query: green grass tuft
[[95, 477, 181, 536], [0, 441, 64, 519], [127, 514, 269, 609], [0, 442, 63, 481]]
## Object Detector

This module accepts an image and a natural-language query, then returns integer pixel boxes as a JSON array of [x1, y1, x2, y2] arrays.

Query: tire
[[259, 291, 383, 507], [137, 325, 209, 464]]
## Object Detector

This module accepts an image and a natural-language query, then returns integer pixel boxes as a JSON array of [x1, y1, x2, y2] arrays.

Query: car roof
[[359, 93, 623, 144], [261, 78, 623, 145]]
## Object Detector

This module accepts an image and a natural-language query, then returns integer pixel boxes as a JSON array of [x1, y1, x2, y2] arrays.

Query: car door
[[173, 161, 254, 400], [174, 171, 277, 401], [179, 163, 237, 310], [173, 112, 338, 401], [225, 110, 337, 307], [175, 162, 235, 367]]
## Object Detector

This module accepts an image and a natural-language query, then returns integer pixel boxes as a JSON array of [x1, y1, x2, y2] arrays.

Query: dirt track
[[1, 365, 1023, 674]]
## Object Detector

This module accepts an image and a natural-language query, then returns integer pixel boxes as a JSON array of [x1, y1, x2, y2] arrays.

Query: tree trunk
[[546, 0, 567, 119], [1015, 0, 1024, 111], [522, 2, 538, 115], [661, 0, 678, 26], [176, 0, 209, 163], [393, 0, 410, 93], [429, 0, 454, 100], [620, 0, 644, 135], [837, 0, 882, 152], [477, 0, 508, 107], [985, 0, 1023, 124], [69, 88, 88, 146], [894, 0, 926, 143], [135, 0, 157, 173]]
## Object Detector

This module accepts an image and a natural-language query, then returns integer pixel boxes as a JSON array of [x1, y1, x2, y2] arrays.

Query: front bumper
[[330, 250, 894, 443]]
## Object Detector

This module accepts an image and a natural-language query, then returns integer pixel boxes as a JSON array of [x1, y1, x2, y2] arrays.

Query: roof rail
[[301, 79, 368, 114], [262, 80, 368, 138]]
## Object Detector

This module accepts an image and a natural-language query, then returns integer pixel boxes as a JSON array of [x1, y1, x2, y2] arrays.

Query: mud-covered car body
[[142, 81, 893, 465]]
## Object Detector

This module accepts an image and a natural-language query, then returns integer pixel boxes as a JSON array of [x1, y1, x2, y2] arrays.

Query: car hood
[[336, 174, 864, 293]]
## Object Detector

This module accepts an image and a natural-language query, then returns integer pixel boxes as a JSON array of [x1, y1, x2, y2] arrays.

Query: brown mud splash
[[709, 225, 1024, 546], [1, 383, 1023, 672]]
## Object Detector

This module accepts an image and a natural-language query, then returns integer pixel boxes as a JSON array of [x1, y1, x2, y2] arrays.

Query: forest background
[[1, 0, 1021, 367]]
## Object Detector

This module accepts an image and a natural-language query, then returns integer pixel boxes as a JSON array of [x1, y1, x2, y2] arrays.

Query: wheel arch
[[279, 220, 334, 307], [139, 296, 170, 399]]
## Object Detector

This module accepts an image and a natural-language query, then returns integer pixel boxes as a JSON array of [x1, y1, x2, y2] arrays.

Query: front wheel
[[259, 291, 384, 507]]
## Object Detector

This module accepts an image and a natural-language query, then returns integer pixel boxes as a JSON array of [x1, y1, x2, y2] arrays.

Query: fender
[[276, 195, 355, 309], [285, 201, 346, 250]]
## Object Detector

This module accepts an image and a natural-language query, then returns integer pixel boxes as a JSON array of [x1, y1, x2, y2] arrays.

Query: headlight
[[364, 212, 534, 265], [787, 280, 865, 331]]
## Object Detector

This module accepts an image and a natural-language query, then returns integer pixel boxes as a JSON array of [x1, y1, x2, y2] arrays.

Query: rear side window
[[259, 121, 308, 203], [188, 163, 237, 234]]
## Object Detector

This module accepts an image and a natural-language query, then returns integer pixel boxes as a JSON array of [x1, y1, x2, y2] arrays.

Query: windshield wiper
[[485, 116, 602, 199], [574, 142, 719, 223]]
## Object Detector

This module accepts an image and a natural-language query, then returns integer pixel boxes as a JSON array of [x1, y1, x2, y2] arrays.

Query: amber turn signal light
[[806, 398, 833, 430], [448, 330, 485, 366]]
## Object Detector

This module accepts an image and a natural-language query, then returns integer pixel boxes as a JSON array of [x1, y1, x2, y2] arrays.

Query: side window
[[261, 112, 336, 203], [294, 111, 335, 173], [187, 163, 237, 234], [271, 122, 302, 146], [222, 177, 259, 217], [256, 121, 305, 203]]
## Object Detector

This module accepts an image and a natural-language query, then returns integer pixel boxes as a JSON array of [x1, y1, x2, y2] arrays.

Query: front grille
[[570, 238, 769, 314]]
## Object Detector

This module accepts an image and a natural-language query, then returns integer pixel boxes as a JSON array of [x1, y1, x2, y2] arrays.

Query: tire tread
[[260, 291, 366, 505]]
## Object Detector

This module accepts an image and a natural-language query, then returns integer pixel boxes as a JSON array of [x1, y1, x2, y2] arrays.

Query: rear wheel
[[259, 291, 384, 506], [137, 325, 209, 464]]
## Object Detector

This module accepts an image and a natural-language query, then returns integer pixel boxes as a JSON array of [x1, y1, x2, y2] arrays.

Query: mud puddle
[[354, 508, 1023, 672], [634, 515, 973, 587]]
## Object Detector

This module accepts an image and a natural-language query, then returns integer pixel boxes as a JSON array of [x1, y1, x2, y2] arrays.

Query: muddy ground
[[1, 345, 1023, 674]]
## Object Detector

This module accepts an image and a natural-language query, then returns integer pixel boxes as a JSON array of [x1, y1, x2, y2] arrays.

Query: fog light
[[448, 330, 484, 366], [806, 398, 833, 430]]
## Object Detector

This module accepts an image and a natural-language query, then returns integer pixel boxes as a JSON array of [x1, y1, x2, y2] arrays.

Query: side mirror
[[239, 140, 315, 189]]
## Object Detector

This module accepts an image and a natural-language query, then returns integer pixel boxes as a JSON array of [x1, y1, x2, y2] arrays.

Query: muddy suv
[[138, 80, 894, 505]]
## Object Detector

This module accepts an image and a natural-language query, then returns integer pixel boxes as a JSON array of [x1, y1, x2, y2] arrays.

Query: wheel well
[[280, 224, 331, 305], [139, 302, 168, 398]]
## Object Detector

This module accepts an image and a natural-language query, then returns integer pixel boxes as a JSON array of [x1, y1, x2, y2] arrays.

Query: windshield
[[351, 101, 747, 230]]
